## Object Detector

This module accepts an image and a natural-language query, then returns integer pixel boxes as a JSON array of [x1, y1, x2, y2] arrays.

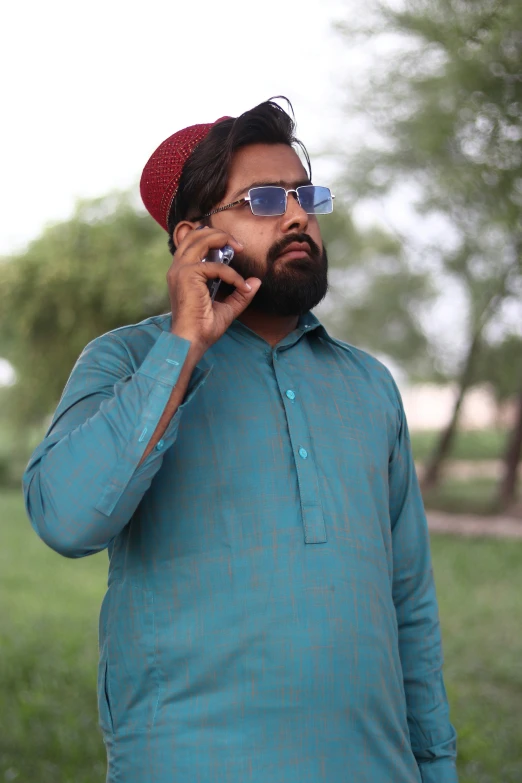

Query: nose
[[280, 190, 309, 233]]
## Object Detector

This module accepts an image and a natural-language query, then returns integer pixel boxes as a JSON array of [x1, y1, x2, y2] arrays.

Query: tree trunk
[[421, 330, 482, 491], [497, 379, 522, 511]]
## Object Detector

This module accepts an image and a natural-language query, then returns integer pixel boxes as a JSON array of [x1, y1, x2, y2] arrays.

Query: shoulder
[[79, 313, 171, 371], [54, 314, 172, 421], [317, 330, 401, 405], [314, 330, 407, 449], [103, 313, 171, 340]]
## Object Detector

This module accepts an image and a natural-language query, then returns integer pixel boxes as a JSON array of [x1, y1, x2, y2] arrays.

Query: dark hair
[[166, 97, 311, 254]]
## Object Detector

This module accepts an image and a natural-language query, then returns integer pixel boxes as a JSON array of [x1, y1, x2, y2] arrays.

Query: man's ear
[[173, 220, 201, 250]]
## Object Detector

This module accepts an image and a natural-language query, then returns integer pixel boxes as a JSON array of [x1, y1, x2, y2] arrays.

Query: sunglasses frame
[[193, 185, 335, 221]]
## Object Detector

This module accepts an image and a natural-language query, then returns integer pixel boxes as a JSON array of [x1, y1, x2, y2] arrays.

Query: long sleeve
[[388, 395, 458, 783], [23, 329, 212, 559]]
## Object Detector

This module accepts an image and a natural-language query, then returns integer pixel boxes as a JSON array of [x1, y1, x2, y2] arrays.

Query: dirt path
[[427, 510, 522, 539]]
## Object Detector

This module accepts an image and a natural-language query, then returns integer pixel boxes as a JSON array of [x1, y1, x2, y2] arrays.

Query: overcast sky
[[1, 0, 350, 257]]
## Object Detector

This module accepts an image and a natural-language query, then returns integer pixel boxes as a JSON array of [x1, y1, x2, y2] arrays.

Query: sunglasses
[[194, 185, 335, 220]]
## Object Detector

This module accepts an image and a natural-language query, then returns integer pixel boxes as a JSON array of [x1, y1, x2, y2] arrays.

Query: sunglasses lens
[[249, 187, 287, 216], [298, 186, 333, 214]]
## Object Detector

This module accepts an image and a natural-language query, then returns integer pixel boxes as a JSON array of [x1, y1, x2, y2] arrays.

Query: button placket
[[271, 354, 326, 545]]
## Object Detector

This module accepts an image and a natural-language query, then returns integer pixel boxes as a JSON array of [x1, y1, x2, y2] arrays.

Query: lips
[[276, 242, 311, 260]]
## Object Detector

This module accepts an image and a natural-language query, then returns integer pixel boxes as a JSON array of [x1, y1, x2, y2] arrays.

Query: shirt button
[[286, 390, 296, 401], [156, 439, 165, 451], [299, 447, 308, 459]]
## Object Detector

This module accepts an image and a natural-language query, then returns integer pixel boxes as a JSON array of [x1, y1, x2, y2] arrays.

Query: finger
[[192, 225, 240, 245], [219, 277, 263, 319], [178, 228, 243, 261], [194, 230, 244, 255], [196, 261, 253, 292]]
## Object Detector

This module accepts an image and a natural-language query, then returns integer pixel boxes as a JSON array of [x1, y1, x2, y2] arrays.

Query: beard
[[216, 232, 329, 317]]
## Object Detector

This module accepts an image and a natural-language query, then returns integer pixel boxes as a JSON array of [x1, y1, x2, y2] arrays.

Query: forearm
[[139, 339, 202, 462], [417, 756, 459, 783], [23, 331, 211, 558], [393, 492, 458, 779], [397, 569, 458, 781], [388, 380, 458, 780]]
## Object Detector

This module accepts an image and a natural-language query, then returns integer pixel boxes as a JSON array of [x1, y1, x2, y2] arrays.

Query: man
[[23, 99, 458, 782]]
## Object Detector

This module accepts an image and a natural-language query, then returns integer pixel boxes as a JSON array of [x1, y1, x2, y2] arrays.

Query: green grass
[[423, 477, 501, 515], [432, 535, 522, 783], [0, 491, 107, 783], [1, 490, 522, 782], [411, 428, 508, 462]]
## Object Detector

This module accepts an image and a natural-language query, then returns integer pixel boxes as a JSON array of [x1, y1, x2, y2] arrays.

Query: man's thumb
[[222, 277, 262, 317], [246, 277, 262, 294]]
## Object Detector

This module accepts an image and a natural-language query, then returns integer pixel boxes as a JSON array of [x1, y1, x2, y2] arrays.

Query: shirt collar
[[159, 309, 339, 352], [227, 311, 333, 351]]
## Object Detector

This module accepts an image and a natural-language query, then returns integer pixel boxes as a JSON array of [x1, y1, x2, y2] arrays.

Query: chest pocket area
[[98, 581, 160, 736]]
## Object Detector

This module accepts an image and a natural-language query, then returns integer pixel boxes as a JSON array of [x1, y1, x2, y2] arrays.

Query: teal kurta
[[23, 312, 457, 783]]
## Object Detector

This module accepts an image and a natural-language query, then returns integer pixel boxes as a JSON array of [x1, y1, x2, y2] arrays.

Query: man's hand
[[168, 227, 261, 360]]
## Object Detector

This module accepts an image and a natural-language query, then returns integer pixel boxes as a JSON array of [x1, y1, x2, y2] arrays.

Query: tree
[[0, 191, 169, 425], [473, 334, 522, 406], [474, 336, 522, 509], [498, 378, 522, 510], [317, 209, 436, 377], [335, 0, 522, 489]]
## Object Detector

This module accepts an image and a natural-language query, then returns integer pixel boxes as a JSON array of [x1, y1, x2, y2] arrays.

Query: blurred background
[[0, 0, 521, 781]]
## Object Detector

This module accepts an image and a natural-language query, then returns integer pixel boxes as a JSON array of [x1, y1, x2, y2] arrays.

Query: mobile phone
[[202, 244, 235, 302]]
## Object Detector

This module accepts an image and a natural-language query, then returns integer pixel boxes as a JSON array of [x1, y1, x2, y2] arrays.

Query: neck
[[236, 308, 299, 348]]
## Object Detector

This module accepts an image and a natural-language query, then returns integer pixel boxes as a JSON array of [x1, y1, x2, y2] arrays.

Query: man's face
[[209, 143, 329, 317]]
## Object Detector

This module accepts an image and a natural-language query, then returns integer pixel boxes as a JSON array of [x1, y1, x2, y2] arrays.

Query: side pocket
[[97, 650, 114, 734], [105, 582, 159, 735]]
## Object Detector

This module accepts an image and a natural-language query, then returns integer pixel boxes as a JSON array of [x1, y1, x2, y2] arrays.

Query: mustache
[[267, 232, 322, 265]]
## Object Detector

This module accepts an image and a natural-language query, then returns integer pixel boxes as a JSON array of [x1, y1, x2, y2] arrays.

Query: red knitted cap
[[140, 116, 232, 232]]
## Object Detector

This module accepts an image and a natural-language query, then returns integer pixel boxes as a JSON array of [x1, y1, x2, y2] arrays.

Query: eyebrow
[[229, 178, 313, 202]]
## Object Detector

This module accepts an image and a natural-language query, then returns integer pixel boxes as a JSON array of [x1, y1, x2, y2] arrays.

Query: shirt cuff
[[136, 355, 213, 468], [136, 330, 192, 386], [95, 332, 213, 515], [419, 758, 459, 783], [136, 328, 214, 453]]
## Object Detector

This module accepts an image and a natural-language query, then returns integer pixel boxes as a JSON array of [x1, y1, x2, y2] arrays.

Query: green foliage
[[334, 0, 522, 496], [0, 191, 169, 424], [410, 427, 508, 461], [335, 0, 522, 374], [0, 387, 46, 488], [317, 210, 436, 375], [2, 490, 522, 782], [473, 334, 522, 402], [423, 476, 500, 514], [338, 0, 521, 215], [0, 491, 107, 782], [433, 534, 522, 783]]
